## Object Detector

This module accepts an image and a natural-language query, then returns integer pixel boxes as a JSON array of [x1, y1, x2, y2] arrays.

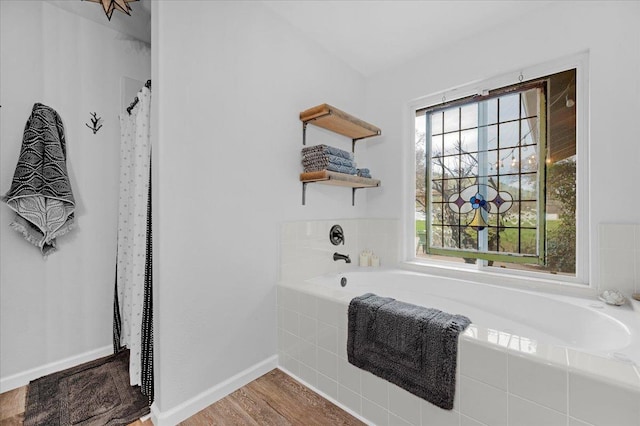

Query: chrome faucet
[[333, 252, 351, 263]]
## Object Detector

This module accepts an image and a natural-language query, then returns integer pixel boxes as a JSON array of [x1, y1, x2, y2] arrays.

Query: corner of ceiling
[[44, 0, 151, 44]]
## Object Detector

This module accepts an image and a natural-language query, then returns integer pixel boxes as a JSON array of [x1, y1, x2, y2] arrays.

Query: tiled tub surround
[[599, 223, 640, 297], [279, 219, 400, 282], [277, 272, 640, 426]]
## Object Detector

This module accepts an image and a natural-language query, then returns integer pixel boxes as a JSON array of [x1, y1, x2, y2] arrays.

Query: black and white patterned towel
[[2, 103, 75, 256]]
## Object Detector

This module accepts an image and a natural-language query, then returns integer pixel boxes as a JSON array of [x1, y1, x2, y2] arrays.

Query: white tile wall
[[568, 417, 596, 426], [460, 415, 486, 426], [338, 385, 362, 415], [421, 398, 459, 426], [508, 352, 567, 413], [317, 347, 338, 380], [598, 223, 640, 297], [388, 384, 422, 425], [567, 349, 640, 390], [277, 284, 640, 426], [362, 371, 389, 409], [281, 221, 640, 296], [507, 395, 566, 426], [568, 372, 640, 426], [317, 372, 338, 399], [279, 219, 400, 281], [362, 398, 389, 426], [459, 338, 508, 390], [299, 315, 317, 344], [389, 412, 414, 426], [317, 321, 338, 353], [459, 376, 508, 426], [338, 358, 361, 393], [357, 219, 401, 269], [298, 361, 317, 387]]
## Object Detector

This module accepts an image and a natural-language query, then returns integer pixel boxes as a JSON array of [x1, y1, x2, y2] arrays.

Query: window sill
[[399, 259, 595, 298]]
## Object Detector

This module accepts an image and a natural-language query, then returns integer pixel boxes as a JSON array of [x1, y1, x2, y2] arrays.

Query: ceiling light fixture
[[84, 0, 138, 21]]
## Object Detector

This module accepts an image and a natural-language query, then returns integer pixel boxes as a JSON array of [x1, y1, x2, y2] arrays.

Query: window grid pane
[[425, 87, 543, 261]]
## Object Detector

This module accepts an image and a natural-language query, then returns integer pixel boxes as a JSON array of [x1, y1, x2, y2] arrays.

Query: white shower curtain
[[116, 86, 151, 388]]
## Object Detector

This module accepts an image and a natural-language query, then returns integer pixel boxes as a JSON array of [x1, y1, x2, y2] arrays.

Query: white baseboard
[[150, 354, 278, 426], [0, 345, 113, 393], [277, 366, 371, 425]]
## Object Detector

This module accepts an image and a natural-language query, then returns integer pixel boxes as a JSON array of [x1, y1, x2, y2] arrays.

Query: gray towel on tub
[[347, 293, 471, 410]]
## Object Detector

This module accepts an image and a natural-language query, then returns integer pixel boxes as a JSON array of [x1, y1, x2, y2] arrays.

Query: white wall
[[153, 0, 369, 415], [0, 1, 150, 387], [364, 1, 640, 288]]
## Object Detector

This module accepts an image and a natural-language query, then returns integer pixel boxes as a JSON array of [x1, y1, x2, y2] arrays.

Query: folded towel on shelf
[[302, 155, 356, 174], [347, 293, 471, 410], [302, 157, 357, 174], [357, 168, 371, 178], [302, 153, 355, 168], [327, 164, 357, 174], [302, 144, 354, 161], [301, 145, 357, 174], [304, 163, 357, 175], [2, 103, 75, 256]]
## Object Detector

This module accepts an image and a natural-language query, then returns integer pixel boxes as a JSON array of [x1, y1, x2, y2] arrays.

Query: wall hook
[[85, 112, 103, 134]]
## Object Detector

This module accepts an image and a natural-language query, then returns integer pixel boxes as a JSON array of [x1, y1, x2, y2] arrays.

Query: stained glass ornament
[[447, 183, 513, 229]]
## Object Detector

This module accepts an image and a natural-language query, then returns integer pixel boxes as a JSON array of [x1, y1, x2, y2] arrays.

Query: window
[[415, 69, 578, 277]]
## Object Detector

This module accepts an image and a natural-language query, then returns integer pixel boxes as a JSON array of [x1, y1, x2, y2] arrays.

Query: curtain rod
[[416, 80, 546, 117], [127, 79, 151, 115]]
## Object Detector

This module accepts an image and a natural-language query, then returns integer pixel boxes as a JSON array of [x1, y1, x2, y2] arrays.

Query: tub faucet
[[333, 252, 351, 263]]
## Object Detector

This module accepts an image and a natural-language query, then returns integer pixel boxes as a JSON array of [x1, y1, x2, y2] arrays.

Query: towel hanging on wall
[[2, 103, 75, 256]]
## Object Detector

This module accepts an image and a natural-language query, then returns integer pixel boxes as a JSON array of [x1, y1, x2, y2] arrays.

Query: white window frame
[[403, 53, 590, 291]]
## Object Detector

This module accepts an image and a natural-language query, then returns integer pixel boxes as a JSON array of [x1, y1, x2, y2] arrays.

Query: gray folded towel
[[301, 144, 354, 161], [302, 153, 355, 168], [309, 163, 357, 174], [348, 293, 471, 410], [302, 152, 357, 174], [357, 168, 371, 178]]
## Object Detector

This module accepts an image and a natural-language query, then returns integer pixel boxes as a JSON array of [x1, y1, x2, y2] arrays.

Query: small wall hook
[[85, 112, 103, 134]]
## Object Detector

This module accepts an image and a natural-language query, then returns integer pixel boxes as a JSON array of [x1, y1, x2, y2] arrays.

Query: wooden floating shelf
[[300, 170, 380, 188], [300, 104, 381, 140], [299, 103, 381, 205]]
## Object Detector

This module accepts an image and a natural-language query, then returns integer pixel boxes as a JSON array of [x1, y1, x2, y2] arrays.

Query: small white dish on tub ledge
[[599, 289, 627, 306]]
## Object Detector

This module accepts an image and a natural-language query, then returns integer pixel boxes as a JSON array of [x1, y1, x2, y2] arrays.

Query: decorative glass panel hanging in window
[[422, 82, 547, 264]]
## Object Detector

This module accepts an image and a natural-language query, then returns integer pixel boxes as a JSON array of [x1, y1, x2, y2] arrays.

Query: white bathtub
[[277, 268, 640, 426], [306, 269, 640, 364]]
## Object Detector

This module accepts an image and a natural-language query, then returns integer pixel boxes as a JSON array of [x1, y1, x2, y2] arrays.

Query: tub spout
[[333, 252, 351, 263]]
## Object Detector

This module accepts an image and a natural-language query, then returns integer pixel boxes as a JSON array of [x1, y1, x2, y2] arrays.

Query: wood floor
[[181, 369, 364, 426], [0, 369, 363, 426], [0, 385, 25, 426]]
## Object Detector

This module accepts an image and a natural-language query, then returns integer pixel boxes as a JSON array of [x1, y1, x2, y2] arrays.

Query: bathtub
[[307, 269, 640, 363], [277, 268, 640, 426]]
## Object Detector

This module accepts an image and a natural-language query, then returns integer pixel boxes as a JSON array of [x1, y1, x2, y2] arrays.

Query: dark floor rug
[[24, 350, 149, 426]]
